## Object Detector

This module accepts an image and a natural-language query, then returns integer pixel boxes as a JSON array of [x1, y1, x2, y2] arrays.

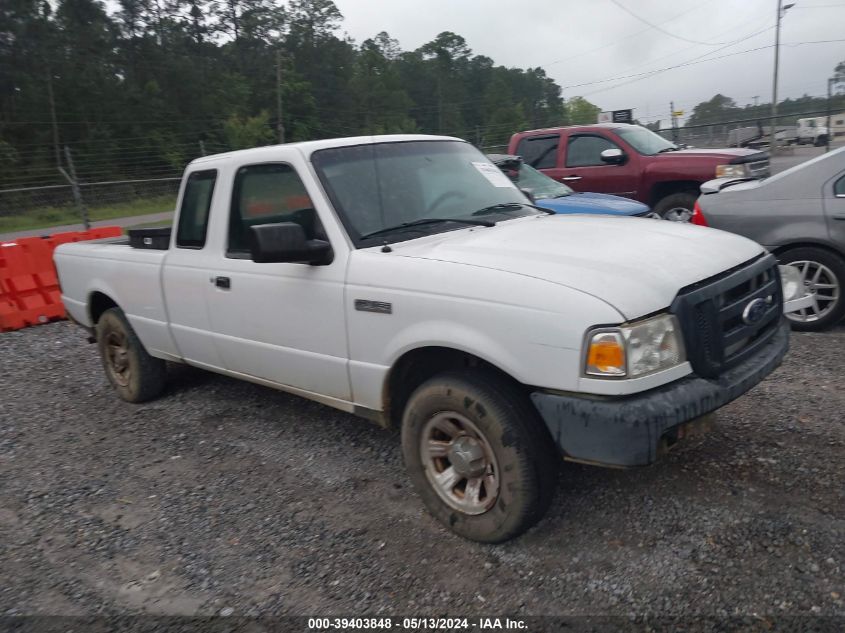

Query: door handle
[[214, 276, 231, 289], [562, 176, 582, 181], [832, 214, 845, 220]]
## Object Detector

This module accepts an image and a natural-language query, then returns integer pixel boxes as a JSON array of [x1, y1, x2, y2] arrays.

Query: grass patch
[[0, 195, 176, 233]]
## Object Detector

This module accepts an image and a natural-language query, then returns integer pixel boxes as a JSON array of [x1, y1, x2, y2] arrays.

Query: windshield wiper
[[657, 146, 679, 153], [472, 202, 554, 216], [359, 217, 495, 241]]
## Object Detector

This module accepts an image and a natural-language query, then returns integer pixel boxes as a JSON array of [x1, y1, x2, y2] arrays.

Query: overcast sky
[[331, 0, 845, 125]]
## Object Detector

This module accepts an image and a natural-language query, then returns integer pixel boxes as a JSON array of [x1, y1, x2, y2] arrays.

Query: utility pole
[[276, 50, 285, 144], [670, 102, 679, 144], [770, 1, 795, 151], [46, 69, 61, 169]]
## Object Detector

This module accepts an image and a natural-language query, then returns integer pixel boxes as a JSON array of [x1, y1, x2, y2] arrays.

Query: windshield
[[513, 163, 573, 199], [615, 126, 678, 155], [312, 140, 540, 245]]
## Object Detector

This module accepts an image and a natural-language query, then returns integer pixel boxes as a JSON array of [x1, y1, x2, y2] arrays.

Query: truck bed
[[54, 239, 177, 359]]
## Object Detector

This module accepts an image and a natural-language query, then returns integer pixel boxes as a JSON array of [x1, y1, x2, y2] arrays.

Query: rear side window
[[566, 135, 620, 167], [835, 175, 845, 196], [517, 135, 559, 169], [228, 163, 320, 255], [176, 169, 217, 248]]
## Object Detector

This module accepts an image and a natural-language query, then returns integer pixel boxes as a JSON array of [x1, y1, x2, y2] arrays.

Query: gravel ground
[[1, 321, 843, 619]]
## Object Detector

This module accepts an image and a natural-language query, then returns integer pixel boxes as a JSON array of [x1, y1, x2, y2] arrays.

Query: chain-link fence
[[4, 109, 844, 235], [656, 107, 845, 149], [0, 177, 180, 234], [0, 138, 226, 235]]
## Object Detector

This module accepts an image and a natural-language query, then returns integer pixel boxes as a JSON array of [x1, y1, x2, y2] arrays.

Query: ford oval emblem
[[742, 298, 769, 325]]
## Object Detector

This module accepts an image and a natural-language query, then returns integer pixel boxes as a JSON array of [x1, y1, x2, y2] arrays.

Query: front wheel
[[96, 307, 167, 402], [401, 371, 558, 543], [652, 192, 697, 222], [778, 247, 845, 331]]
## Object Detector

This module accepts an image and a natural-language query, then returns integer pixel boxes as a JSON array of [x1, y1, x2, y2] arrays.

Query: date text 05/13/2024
[[307, 617, 528, 630]]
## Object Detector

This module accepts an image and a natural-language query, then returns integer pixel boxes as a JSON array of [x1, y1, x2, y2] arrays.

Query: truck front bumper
[[530, 320, 789, 467]]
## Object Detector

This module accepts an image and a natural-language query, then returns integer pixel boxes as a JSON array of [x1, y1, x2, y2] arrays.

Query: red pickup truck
[[508, 123, 770, 220]]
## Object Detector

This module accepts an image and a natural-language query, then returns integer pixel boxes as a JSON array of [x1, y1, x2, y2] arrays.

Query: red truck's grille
[[747, 159, 770, 178], [670, 254, 783, 378]]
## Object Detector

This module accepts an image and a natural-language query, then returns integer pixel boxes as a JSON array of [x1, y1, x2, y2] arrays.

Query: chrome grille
[[670, 255, 782, 378], [747, 159, 770, 178]]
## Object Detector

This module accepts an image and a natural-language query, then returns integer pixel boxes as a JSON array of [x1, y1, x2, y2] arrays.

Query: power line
[[609, 0, 766, 46], [578, 35, 845, 98], [540, 1, 708, 68], [564, 29, 774, 92]]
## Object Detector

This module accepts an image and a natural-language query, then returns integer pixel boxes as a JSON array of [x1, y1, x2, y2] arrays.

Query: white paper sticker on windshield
[[472, 161, 517, 188]]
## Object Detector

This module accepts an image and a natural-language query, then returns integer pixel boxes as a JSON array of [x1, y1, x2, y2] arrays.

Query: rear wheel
[[401, 371, 558, 543], [96, 307, 166, 402], [653, 192, 697, 222], [778, 247, 845, 331]]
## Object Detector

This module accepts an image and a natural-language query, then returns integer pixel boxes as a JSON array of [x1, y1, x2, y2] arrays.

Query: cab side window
[[835, 175, 845, 197], [566, 135, 620, 168], [176, 169, 217, 249], [517, 135, 559, 169], [228, 163, 323, 256]]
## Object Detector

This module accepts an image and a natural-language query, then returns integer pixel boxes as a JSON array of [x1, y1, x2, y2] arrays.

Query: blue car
[[489, 154, 653, 217]]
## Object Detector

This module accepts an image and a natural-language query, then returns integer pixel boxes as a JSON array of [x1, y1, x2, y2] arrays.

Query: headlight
[[715, 164, 748, 179], [779, 264, 803, 302], [585, 314, 686, 379]]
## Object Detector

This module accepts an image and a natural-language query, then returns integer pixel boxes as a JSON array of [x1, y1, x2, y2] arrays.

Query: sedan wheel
[[788, 260, 840, 324]]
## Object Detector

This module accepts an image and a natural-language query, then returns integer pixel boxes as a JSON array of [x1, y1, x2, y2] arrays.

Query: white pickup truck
[[55, 134, 789, 542]]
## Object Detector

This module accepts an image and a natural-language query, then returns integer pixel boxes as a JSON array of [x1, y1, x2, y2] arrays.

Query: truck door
[[162, 168, 226, 370], [514, 134, 566, 182], [203, 159, 351, 402], [558, 132, 639, 198]]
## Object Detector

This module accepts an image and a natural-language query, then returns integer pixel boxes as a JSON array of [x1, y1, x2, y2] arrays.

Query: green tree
[[0, 0, 578, 191], [567, 96, 601, 125], [686, 94, 741, 126], [223, 110, 274, 149]]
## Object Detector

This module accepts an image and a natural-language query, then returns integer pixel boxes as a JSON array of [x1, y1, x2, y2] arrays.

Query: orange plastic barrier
[[0, 225, 123, 332]]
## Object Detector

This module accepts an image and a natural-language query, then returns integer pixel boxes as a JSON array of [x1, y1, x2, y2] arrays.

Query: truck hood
[[536, 191, 649, 216], [657, 147, 765, 163], [388, 215, 765, 319]]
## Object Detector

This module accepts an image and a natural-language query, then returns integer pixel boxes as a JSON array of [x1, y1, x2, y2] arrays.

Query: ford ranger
[[54, 135, 789, 543], [508, 123, 770, 221]]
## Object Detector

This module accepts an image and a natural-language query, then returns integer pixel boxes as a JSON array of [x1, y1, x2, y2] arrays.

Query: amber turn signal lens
[[586, 332, 626, 377]]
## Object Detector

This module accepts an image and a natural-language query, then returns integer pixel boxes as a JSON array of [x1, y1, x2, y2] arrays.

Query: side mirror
[[600, 148, 626, 165], [520, 188, 536, 204], [249, 222, 333, 265]]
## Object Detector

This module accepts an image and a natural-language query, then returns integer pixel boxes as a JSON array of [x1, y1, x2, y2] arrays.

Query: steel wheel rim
[[105, 330, 131, 387], [663, 207, 693, 222], [420, 411, 500, 515], [787, 260, 840, 323]]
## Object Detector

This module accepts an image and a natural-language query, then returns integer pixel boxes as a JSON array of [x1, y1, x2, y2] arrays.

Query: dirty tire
[[401, 371, 558, 543], [652, 192, 697, 221], [96, 307, 166, 403], [778, 247, 845, 332]]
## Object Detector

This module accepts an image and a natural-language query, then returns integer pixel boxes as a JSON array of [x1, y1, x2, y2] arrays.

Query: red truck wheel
[[653, 192, 697, 222]]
